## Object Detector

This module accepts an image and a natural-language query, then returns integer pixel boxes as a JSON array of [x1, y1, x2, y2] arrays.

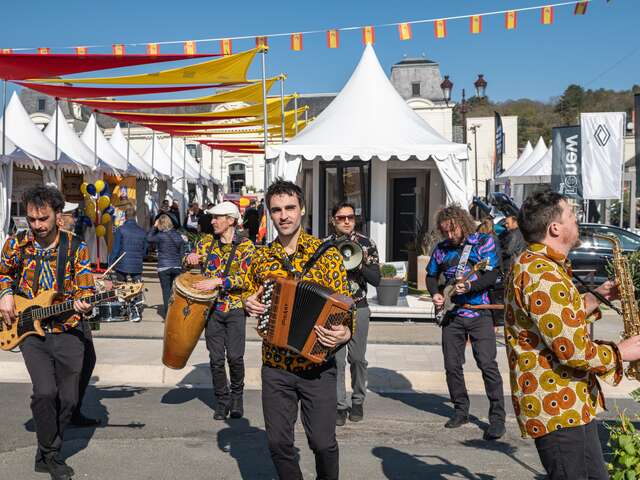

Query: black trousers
[[535, 421, 608, 480], [20, 330, 85, 458], [205, 308, 246, 405], [74, 322, 96, 417], [158, 267, 181, 317], [262, 363, 339, 480], [441, 311, 505, 423]]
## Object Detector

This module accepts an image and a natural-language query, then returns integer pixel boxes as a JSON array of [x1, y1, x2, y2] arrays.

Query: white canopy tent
[[496, 140, 533, 183], [267, 44, 470, 207], [109, 124, 153, 179], [44, 105, 98, 173], [499, 137, 547, 180]]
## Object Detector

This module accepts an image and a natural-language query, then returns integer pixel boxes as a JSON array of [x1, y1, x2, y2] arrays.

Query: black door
[[392, 177, 416, 261]]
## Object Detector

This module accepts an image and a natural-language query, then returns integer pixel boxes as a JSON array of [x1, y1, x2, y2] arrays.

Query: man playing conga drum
[[186, 202, 255, 420]]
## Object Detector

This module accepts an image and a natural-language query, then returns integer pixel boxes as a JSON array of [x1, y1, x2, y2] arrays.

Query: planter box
[[376, 278, 403, 306]]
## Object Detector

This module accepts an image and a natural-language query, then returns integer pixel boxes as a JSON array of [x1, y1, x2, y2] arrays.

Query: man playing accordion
[[244, 179, 353, 480]]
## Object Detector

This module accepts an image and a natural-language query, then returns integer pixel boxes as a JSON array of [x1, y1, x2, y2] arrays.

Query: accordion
[[257, 276, 355, 364]]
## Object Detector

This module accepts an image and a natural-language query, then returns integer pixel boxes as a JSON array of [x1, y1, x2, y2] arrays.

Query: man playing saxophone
[[506, 190, 640, 480]]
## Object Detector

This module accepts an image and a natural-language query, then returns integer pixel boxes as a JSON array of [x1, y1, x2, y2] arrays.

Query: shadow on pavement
[[160, 368, 216, 411], [217, 416, 276, 480], [461, 439, 544, 478], [372, 447, 495, 480]]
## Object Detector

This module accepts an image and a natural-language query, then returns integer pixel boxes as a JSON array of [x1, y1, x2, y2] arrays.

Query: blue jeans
[[157, 268, 181, 317]]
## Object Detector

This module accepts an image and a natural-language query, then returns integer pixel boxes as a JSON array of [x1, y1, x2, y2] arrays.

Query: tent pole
[[182, 140, 187, 216], [93, 111, 98, 169], [294, 95, 299, 135], [54, 98, 59, 161], [170, 136, 174, 199], [126, 122, 131, 171], [280, 76, 285, 144], [151, 130, 155, 178], [260, 48, 272, 241]]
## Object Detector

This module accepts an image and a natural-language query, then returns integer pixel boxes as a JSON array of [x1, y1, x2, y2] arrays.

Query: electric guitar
[[434, 259, 490, 325], [0, 283, 143, 351]]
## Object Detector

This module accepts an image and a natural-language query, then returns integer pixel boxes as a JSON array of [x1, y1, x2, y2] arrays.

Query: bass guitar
[[0, 283, 143, 351], [434, 259, 489, 325]]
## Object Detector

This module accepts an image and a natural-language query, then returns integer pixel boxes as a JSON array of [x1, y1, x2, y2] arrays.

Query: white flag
[[581, 112, 626, 199]]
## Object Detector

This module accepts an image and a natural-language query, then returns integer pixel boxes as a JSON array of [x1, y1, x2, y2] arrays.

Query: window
[[229, 163, 246, 194], [411, 82, 421, 97], [37, 98, 46, 112]]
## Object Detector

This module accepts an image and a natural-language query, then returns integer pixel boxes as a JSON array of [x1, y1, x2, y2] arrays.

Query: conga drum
[[162, 272, 218, 369]]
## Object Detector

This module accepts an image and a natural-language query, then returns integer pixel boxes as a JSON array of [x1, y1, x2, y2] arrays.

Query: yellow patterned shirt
[[505, 243, 623, 439], [243, 229, 353, 372], [195, 233, 255, 313]]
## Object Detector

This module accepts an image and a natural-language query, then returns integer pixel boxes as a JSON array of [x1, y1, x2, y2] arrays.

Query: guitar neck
[[32, 291, 116, 321]]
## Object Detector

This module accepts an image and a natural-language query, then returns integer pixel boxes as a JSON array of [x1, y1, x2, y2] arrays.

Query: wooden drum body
[[162, 272, 218, 369]]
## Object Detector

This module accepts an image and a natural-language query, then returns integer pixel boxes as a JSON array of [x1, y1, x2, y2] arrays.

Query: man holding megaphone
[[327, 201, 380, 426]]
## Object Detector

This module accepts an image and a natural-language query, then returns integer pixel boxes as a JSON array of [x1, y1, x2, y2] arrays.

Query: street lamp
[[441, 74, 488, 144], [440, 75, 453, 106], [474, 74, 487, 98], [469, 124, 481, 199]]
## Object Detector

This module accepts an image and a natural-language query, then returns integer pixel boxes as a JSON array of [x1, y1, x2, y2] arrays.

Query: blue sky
[[1, 0, 639, 103]]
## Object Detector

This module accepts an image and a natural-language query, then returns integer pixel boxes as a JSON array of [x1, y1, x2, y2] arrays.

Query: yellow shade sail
[[188, 119, 308, 137], [30, 47, 262, 85]]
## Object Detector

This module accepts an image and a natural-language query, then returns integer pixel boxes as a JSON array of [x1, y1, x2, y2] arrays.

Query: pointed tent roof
[[0, 135, 42, 169], [520, 144, 552, 178], [44, 105, 97, 172], [142, 135, 183, 180], [267, 45, 470, 206], [496, 140, 533, 182], [81, 115, 141, 177], [500, 137, 547, 179], [0, 93, 83, 172], [109, 124, 153, 179], [171, 138, 203, 182]]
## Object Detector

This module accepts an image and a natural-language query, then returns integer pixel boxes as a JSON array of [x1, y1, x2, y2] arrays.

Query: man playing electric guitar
[[426, 204, 506, 440], [0, 186, 95, 480]]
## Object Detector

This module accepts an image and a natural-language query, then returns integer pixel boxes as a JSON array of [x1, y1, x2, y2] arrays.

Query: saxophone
[[597, 234, 640, 380]]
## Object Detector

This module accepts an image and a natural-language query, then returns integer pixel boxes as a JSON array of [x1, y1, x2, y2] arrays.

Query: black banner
[[635, 94, 640, 197], [551, 125, 582, 199], [494, 111, 504, 177]]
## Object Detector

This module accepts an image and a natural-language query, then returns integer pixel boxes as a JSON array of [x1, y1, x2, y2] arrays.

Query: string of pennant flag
[[1, 1, 595, 55]]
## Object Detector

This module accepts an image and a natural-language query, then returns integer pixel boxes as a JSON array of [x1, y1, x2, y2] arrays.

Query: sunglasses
[[334, 214, 355, 223]]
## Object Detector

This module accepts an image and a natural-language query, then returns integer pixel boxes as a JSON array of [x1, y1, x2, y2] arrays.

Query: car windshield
[[580, 226, 640, 251]]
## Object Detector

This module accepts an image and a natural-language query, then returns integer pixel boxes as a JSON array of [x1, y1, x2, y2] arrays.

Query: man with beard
[[506, 190, 640, 479], [186, 201, 255, 420], [426, 204, 506, 440], [243, 179, 353, 480], [0, 186, 95, 480]]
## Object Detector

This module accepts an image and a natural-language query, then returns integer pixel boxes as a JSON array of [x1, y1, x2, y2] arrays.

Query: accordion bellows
[[257, 276, 355, 363]]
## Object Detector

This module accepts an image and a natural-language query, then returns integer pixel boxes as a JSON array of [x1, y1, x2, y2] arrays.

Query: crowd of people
[[2, 182, 640, 480]]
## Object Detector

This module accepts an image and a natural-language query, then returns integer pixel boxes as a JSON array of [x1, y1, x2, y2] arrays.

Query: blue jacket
[[146, 229, 186, 269], [109, 220, 148, 274]]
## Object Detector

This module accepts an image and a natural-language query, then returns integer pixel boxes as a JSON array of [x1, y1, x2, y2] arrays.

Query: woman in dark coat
[[147, 213, 187, 317]]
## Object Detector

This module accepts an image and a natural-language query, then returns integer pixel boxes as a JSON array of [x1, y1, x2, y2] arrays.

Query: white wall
[[407, 98, 453, 141]]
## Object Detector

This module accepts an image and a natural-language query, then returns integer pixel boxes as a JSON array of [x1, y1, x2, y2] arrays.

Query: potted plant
[[376, 264, 403, 306]]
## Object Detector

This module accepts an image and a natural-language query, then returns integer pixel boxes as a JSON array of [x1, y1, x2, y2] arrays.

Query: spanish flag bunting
[[221, 39, 232, 56], [327, 29, 340, 49], [1, 49, 12, 54], [434, 20, 447, 39], [541, 6, 554, 24], [255, 36, 268, 48], [112, 44, 125, 56], [470, 15, 482, 34], [398, 23, 412, 41], [574, 2, 588, 15], [290, 33, 303, 51], [362, 26, 375, 45], [38, 48, 50, 55], [505, 11, 517, 30], [146, 43, 159, 56], [183, 41, 197, 55], [75, 46, 88, 55]]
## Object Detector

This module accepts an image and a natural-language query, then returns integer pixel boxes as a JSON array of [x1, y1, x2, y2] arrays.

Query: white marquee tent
[[499, 137, 547, 180], [495, 140, 533, 183]]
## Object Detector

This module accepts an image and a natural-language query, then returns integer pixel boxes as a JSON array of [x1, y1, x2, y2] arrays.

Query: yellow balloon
[[239, 197, 250, 208], [95, 180, 105, 194], [95, 225, 106, 237], [101, 213, 111, 225], [80, 183, 88, 195], [98, 195, 111, 211]]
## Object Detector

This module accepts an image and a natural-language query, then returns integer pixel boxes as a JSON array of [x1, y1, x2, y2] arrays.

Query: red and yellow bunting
[[220, 39, 232, 56], [434, 20, 447, 39], [38, 48, 50, 55], [255, 36, 268, 48], [327, 29, 340, 49], [398, 23, 412, 41], [183, 41, 196, 55], [470, 15, 482, 34], [112, 44, 125, 56], [146, 43, 159, 56], [290, 33, 303, 51], [505, 11, 517, 30], [362, 26, 375, 45], [541, 6, 554, 24], [574, 2, 588, 15], [75, 47, 88, 55]]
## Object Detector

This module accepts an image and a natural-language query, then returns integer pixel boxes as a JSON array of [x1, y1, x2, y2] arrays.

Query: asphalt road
[[1, 384, 639, 480]]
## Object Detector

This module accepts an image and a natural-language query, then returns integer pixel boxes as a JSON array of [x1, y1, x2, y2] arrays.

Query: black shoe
[[35, 455, 73, 479], [349, 403, 364, 422], [444, 413, 469, 428], [484, 421, 506, 440], [70, 414, 101, 428], [336, 409, 348, 427], [230, 397, 244, 419], [213, 402, 230, 420]]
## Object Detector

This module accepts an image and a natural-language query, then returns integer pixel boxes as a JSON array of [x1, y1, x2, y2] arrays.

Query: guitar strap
[[454, 244, 473, 280]]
